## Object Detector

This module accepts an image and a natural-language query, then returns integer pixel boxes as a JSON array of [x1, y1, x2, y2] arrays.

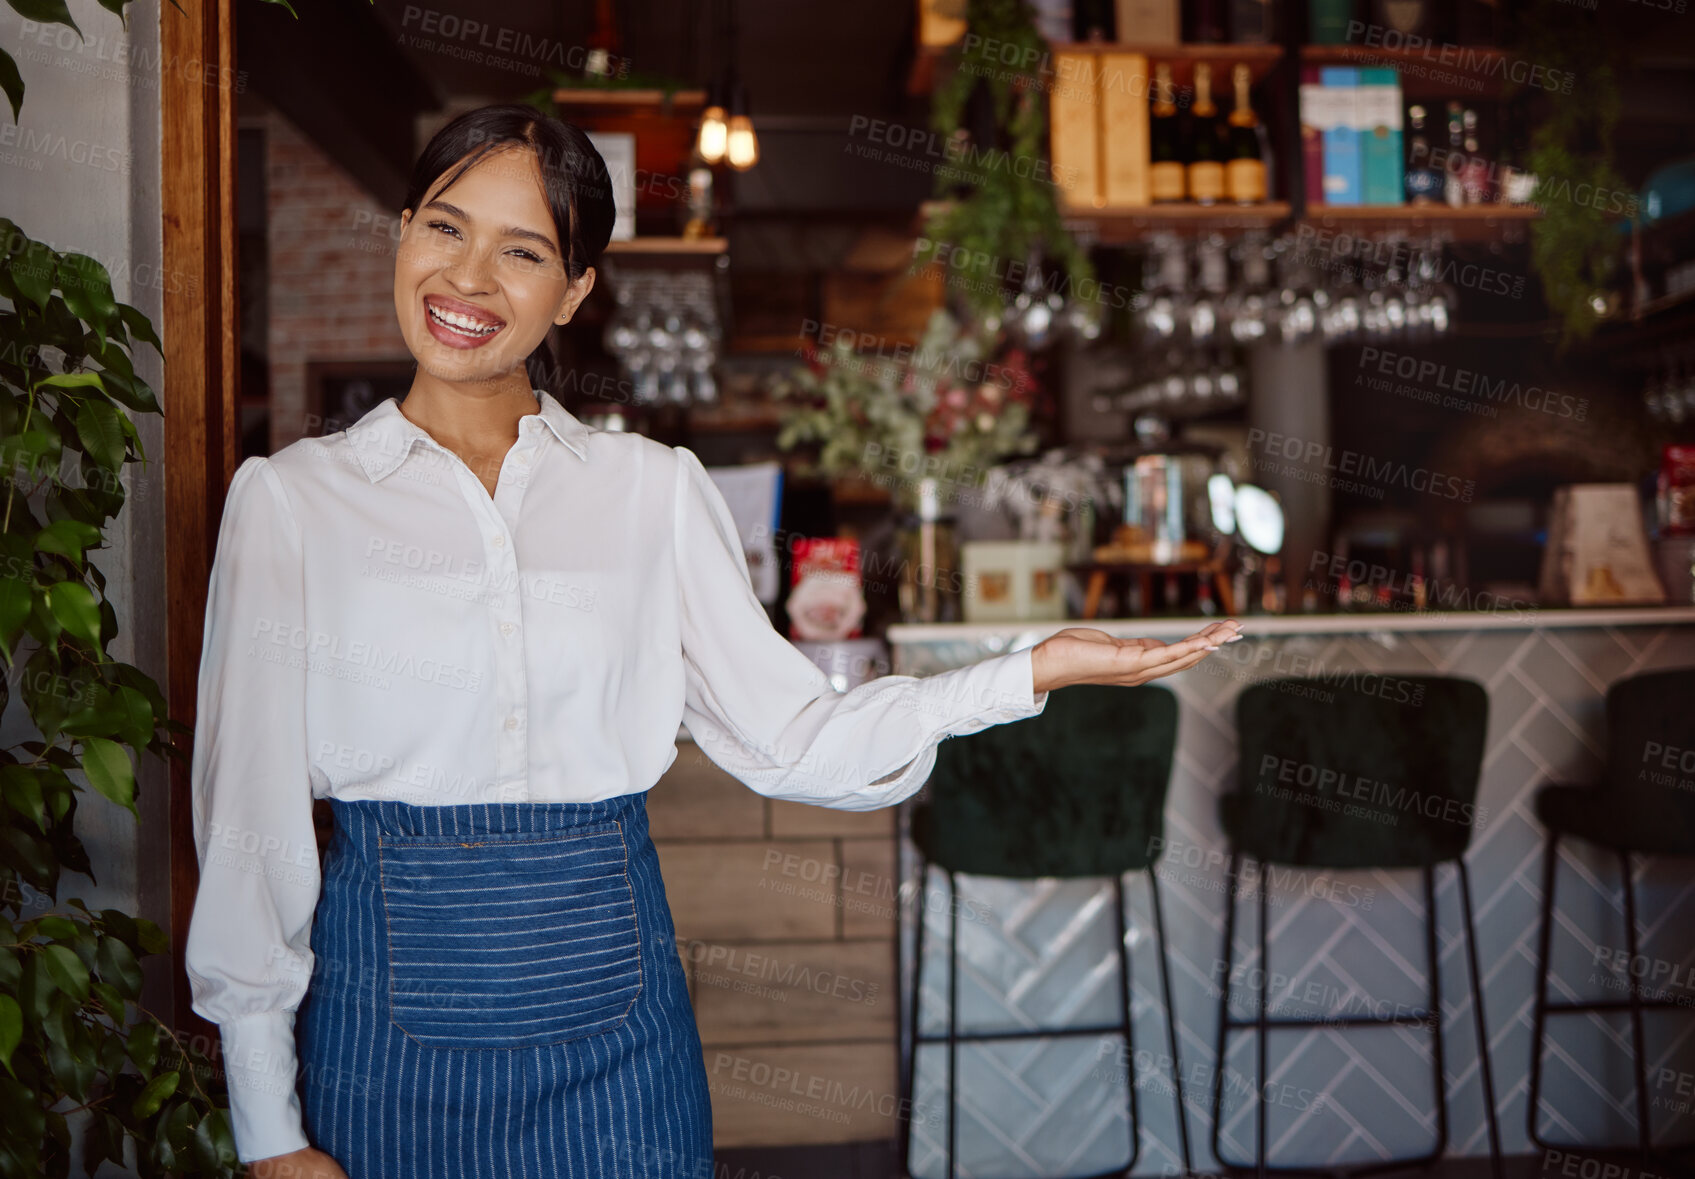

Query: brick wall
[[251, 98, 410, 450], [649, 740, 901, 1149]]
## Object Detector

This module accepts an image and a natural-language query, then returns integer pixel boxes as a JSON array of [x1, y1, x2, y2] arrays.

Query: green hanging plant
[[916, 0, 1094, 326], [1514, 0, 1627, 348]]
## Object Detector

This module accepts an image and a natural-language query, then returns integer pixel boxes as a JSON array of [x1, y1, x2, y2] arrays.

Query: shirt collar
[[346, 389, 593, 483]]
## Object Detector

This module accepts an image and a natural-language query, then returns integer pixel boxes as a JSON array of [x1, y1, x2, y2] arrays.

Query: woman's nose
[[441, 242, 497, 291]]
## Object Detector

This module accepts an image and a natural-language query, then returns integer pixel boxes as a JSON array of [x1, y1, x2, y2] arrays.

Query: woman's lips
[[422, 295, 506, 350]]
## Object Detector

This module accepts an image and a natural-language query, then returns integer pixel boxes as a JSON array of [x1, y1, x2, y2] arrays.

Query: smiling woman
[[183, 102, 1237, 1179]]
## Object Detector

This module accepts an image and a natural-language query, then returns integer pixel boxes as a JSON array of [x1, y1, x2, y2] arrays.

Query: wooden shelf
[[602, 236, 727, 256], [1299, 44, 1511, 97], [550, 88, 707, 109], [1065, 202, 1293, 241], [907, 40, 1282, 95], [1305, 203, 1541, 241]]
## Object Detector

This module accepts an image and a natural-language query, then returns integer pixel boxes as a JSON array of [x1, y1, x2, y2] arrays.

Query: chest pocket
[[377, 821, 643, 1049]]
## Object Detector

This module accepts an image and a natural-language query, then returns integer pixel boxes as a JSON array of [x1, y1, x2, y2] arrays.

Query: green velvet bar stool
[[898, 683, 1191, 1179], [1529, 668, 1695, 1167], [1212, 676, 1503, 1179]]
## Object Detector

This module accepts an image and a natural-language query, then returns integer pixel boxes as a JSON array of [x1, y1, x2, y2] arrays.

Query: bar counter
[[889, 607, 1695, 1176]]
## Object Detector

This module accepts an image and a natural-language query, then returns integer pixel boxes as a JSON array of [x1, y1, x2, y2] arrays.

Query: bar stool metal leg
[[1212, 851, 1243, 1174], [1255, 860, 1269, 1179], [1454, 858, 1504, 1179], [1114, 875, 1143, 1176], [901, 857, 929, 1179], [1423, 867, 1450, 1163], [1528, 832, 1559, 1151], [947, 867, 960, 1179], [1149, 870, 1194, 1175], [1619, 849, 1652, 1163]]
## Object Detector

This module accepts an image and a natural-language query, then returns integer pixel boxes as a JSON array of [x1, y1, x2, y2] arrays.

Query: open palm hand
[[1030, 620, 1243, 694]]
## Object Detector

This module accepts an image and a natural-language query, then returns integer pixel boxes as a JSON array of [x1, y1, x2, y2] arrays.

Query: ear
[[553, 266, 597, 326]]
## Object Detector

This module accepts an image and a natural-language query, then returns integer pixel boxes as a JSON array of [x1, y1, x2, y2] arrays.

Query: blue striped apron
[[294, 793, 714, 1178]]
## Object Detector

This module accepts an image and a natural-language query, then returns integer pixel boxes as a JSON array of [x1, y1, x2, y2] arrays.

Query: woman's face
[[394, 145, 594, 388]]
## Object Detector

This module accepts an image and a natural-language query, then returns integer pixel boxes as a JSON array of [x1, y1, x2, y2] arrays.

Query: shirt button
[[518, 452, 532, 465], [493, 535, 506, 548], [505, 715, 519, 731], [500, 622, 516, 636]]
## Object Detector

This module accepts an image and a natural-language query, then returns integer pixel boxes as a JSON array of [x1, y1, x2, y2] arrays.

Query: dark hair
[[401, 103, 615, 394]]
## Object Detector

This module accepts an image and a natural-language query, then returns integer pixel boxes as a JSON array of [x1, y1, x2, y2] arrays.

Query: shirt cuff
[[936, 645, 1050, 735], [219, 1012, 310, 1163]]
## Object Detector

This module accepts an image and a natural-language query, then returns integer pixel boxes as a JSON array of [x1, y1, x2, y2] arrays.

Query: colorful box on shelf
[[1303, 66, 1403, 206]]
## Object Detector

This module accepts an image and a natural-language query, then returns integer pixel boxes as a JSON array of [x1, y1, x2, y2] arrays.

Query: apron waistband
[[326, 791, 649, 839]]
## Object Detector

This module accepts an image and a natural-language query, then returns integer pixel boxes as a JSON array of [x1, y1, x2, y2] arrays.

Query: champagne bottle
[[1404, 103, 1443, 204], [1149, 62, 1186, 203], [1225, 63, 1267, 205], [1187, 63, 1225, 206]]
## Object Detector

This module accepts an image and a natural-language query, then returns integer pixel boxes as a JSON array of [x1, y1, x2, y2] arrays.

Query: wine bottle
[[1226, 64, 1267, 205], [1149, 62, 1187, 203], [1460, 107, 1491, 204], [1231, 0, 1275, 41], [1072, 0, 1117, 40], [1188, 0, 1228, 42], [1455, 0, 1501, 43], [1404, 103, 1443, 204], [1372, 0, 1443, 40], [1187, 63, 1225, 206], [1442, 100, 1466, 208]]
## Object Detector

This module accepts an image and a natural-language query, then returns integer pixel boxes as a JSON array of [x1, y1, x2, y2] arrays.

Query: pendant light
[[724, 83, 758, 171], [696, 0, 757, 171], [696, 79, 728, 165]]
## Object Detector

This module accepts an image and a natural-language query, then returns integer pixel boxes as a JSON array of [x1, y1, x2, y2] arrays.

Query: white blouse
[[185, 389, 1049, 1161]]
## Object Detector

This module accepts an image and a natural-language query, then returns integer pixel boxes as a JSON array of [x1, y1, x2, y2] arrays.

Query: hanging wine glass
[[1224, 232, 1273, 346], [1372, 238, 1411, 339], [1187, 234, 1228, 349], [1420, 234, 1459, 337], [1008, 247, 1065, 351], [1139, 233, 1188, 347], [1322, 255, 1364, 344], [1271, 239, 1319, 346]]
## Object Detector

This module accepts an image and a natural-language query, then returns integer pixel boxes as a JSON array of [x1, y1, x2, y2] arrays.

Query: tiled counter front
[[889, 612, 1695, 1178]]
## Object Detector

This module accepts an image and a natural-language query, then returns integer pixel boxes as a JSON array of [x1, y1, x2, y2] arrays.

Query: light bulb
[[725, 115, 758, 170], [697, 105, 728, 164]]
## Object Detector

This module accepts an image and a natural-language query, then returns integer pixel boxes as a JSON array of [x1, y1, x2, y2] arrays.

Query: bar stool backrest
[[912, 684, 1178, 878], [1599, 668, 1695, 855], [1224, 675, 1488, 869]]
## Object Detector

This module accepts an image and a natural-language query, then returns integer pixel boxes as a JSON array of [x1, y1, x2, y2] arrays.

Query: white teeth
[[427, 303, 501, 337]]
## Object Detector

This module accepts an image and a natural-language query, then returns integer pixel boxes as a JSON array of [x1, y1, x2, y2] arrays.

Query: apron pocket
[[378, 820, 644, 1049]]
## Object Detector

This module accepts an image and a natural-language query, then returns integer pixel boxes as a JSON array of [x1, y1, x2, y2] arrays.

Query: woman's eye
[[427, 220, 462, 239], [509, 249, 541, 262]]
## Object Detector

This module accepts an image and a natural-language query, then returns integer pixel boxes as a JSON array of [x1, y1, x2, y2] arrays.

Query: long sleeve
[[184, 456, 318, 1163], [673, 446, 1048, 811]]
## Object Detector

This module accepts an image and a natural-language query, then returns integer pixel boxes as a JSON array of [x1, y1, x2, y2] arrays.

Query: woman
[[185, 104, 1242, 1179]]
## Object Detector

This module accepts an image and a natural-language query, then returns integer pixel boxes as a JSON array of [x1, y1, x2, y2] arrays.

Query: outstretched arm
[[672, 445, 1240, 810]]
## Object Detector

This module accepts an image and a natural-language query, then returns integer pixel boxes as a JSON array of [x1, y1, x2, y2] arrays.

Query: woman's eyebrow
[[422, 199, 558, 253]]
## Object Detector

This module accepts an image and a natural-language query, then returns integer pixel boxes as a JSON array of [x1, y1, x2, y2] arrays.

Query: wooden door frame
[[161, 0, 240, 1034]]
